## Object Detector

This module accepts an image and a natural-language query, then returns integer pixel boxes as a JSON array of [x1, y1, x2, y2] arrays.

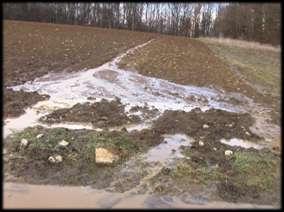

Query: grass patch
[[4, 126, 146, 187], [149, 143, 280, 205], [231, 151, 279, 192], [199, 38, 281, 97]]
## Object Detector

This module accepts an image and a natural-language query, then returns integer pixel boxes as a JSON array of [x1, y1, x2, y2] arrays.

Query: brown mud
[[4, 20, 155, 118], [4, 89, 49, 118], [152, 108, 261, 142], [39, 98, 141, 128]]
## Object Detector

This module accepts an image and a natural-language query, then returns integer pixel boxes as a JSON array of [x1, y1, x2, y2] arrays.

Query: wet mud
[[4, 89, 49, 118], [39, 98, 141, 128], [152, 108, 261, 142]]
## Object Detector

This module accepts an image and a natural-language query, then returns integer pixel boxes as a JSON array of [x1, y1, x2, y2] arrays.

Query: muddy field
[[3, 20, 281, 208], [4, 108, 280, 206], [39, 98, 142, 128], [119, 35, 281, 125], [4, 20, 155, 118]]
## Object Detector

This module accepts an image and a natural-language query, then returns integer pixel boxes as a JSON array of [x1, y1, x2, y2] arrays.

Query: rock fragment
[[48, 155, 63, 163], [59, 140, 69, 147], [36, 134, 44, 139], [95, 148, 119, 164], [20, 138, 29, 147], [225, 150, 233, 156], [203, 124, 209, 129]]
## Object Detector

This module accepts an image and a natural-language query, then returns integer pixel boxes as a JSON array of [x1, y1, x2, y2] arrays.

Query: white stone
[[20, 138, 29, 147], [36, 134, 44, 139], [59, 140, 69, 147], [95, 148, 118, 164], [199, 141, 204, 146], [245, 131, 251, 136], [225, 150, 233, 156], [55, 155, 63, 162], [203, 124, 209, 129], [213, 147, 217, 151], [48, 156, 56, 163], [48, 155, 63, 163]]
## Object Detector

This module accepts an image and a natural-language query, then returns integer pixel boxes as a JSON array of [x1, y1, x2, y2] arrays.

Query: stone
[[95, 148, 118, 164], [245, 131, 251, 136], [48, 156, 56, 163], [3, 148, 7, 155], [203, 124, 209, 129], [227, 123, 234, 127], [36, 134, 44, 139], [20, 138, 29, 147], [225, 150, 233, 156], [59, 140, 69, 147], [55, 155, 63, 162], [199, 141, 204, 146], [48, 155, 63, 163], [213, 147, 217, 151]]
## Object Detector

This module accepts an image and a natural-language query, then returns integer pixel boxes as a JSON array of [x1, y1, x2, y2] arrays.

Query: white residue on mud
[[9, 39, 252, 114], [144, 134, 192, 164], [5, 39, 255, 139], [3, 100, 80, 139], [220, 138, 263, 150]]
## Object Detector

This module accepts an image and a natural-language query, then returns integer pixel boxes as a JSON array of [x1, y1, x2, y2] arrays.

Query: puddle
[[144, 134, 192, 164], [3, 100, 80, 139], [4, 183, 276, 209], [220, 138, 263, 150]]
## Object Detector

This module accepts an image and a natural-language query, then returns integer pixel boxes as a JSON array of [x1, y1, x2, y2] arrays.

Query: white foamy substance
[[5, 39, 253, 138], [220, 138, 263, 150]]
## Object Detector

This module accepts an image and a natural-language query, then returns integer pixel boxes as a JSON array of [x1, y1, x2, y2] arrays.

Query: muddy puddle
[[4, 183, 276, 209], [143, 134, 192, 164]]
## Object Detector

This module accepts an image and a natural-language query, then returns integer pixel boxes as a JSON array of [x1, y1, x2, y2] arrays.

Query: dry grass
[[199, 37, 281, 53], [199, 37, 281, 97], [200, 37, 281, 125]]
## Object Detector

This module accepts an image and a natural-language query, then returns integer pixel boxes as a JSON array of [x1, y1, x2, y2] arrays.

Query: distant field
[[4, 20, 155, 87], [3, 20, 154, 118]]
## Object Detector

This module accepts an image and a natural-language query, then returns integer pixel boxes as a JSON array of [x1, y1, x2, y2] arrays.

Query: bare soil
[[4, 20, 155, 118], [39, 98, 141, 127], [4, 89, 49, 118], [152, 108, 261, 142], [119, 36, 280, 126]]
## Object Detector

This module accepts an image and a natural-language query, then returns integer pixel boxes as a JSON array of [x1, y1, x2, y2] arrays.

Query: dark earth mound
[[40, 98, 141, 127], [4, 89, 49, 118]]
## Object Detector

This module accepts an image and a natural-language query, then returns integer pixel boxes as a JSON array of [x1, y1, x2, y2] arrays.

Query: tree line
[[3, 3, 280, 45]]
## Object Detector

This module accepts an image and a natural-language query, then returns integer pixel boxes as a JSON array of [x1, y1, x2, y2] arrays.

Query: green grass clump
[[231, 151, 279, 191]]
